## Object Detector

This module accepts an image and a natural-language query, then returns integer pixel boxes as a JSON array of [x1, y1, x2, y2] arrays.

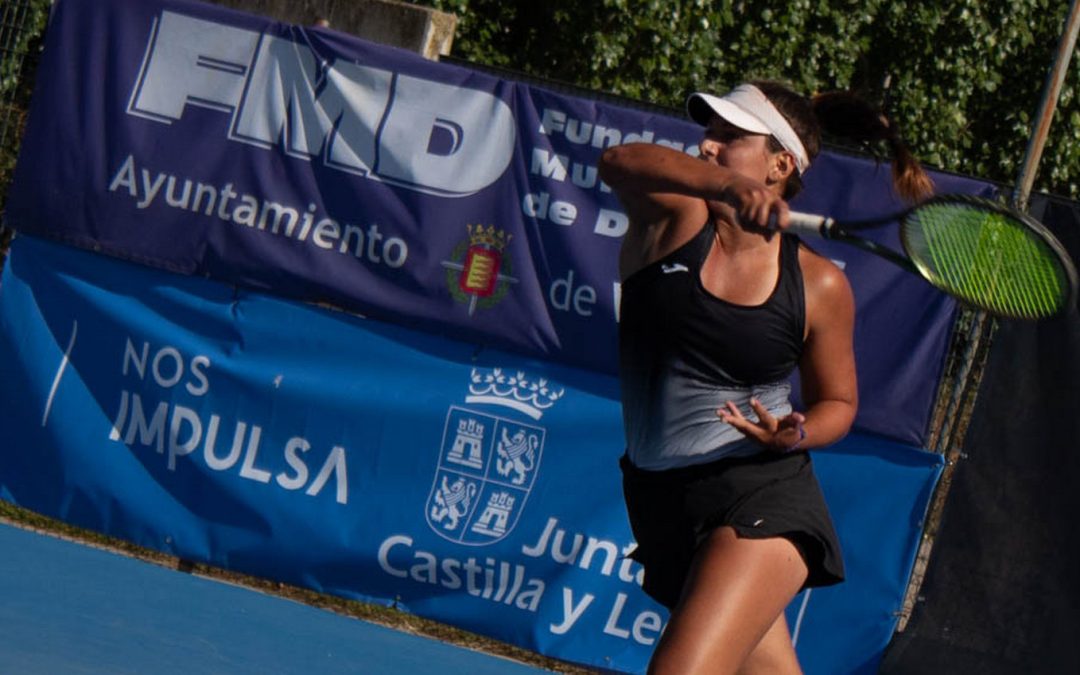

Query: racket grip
[[785, 211, 832, 239]]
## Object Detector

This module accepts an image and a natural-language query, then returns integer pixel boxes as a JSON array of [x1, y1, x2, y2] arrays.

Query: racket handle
[[785, 211, 833, 239]]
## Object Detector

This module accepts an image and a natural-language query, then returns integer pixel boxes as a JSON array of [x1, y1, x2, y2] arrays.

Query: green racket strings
[[903, 203, 1069, 319]]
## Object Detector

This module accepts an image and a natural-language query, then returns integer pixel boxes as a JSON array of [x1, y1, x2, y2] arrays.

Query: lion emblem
[[430, 475, 477, 531], [496, 428, 538, 485]]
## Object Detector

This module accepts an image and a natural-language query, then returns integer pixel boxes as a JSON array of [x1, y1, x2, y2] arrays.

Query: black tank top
[[618, 222, 806, 469]]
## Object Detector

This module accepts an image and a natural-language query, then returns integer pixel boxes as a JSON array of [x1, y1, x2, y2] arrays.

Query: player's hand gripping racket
[[785, 195, 1078, 320]]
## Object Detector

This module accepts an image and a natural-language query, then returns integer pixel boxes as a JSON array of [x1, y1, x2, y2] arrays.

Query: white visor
[[687, 84, 810, 174]]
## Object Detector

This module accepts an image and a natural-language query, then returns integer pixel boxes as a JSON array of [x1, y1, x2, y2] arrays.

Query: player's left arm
[[795, 249, 858, 449]]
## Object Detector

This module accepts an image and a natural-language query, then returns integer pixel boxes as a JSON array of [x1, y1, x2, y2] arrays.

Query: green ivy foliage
[[0, 0, 51, 97], [420, 0, 1080, 199], [1, 0, 52, 228]]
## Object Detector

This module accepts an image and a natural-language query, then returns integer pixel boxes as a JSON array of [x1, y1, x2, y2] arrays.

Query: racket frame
[[787, 194, 1078, 318]]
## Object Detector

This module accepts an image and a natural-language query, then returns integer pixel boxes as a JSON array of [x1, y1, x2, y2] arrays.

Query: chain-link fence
[[1, 0, 51, 263]]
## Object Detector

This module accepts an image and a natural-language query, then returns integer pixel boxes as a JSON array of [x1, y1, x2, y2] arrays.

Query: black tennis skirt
[[620, 450, 844, 609]]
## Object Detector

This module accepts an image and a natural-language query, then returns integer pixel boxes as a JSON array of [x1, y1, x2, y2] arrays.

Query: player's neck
[[713, 215, 778, 254]]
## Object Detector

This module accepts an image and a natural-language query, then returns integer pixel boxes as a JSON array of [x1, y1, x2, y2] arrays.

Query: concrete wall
[[209, 0, 457, 60]]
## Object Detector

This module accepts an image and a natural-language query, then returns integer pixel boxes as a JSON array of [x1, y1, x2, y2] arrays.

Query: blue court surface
[[0, 521, 550, 674]]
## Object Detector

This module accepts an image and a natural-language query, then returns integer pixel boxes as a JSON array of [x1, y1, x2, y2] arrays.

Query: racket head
[[899, 195, 1078, 320]]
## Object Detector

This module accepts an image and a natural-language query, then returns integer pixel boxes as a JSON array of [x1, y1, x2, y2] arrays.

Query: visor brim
[[687, 92, 772, 135]]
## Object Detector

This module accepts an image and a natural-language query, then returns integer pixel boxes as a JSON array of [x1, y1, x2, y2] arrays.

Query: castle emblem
[[425, 367, 563, 545], [441, 224, 518, 315]]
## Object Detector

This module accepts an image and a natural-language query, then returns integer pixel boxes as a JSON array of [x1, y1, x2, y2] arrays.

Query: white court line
[[41, 320, 78, 427], [791, 588, 812, 647]]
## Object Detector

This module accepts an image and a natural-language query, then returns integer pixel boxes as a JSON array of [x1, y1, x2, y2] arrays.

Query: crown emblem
[[467, 224, 511, 251], [465, 367, 564, 420], [442, 224, 518, 315]]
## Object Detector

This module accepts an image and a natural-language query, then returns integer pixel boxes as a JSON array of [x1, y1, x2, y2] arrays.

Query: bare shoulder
[[796, 242, 855, 322]]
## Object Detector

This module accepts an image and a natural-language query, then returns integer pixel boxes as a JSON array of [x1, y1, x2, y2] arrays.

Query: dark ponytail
[[752, 80, 934, 203], [810, 91, 934, 202]]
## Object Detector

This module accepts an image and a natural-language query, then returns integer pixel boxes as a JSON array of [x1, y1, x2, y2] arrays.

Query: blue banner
[[0, 237, 943, 673], [4, 0, 997, 446]]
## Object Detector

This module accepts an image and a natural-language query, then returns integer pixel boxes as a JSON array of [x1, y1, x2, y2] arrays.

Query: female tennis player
[[598, 81, 932, 674]]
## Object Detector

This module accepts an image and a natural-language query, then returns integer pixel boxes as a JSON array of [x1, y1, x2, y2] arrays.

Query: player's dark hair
[[752, 80, 934, 202]]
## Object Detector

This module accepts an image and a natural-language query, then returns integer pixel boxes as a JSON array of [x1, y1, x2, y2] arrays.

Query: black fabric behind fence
[[881, 195, 1080, 674]]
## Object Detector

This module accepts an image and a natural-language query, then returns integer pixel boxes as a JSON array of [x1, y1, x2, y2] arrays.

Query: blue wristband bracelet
[[789, 426, 807, 452]]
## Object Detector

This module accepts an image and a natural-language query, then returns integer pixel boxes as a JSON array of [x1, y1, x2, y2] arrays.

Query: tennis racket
[[785, 194, 1078, 320]]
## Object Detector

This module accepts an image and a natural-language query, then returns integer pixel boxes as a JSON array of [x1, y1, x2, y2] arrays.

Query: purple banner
[[4, 0, 997, 445]]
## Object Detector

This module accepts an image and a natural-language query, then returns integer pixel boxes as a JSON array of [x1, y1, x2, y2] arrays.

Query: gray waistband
[[625, 380, 792, 471]]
